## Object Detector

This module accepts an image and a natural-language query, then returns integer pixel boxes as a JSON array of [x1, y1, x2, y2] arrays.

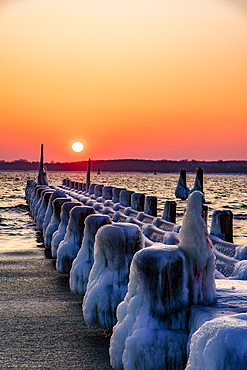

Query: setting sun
[[72, 142, 84, 153]]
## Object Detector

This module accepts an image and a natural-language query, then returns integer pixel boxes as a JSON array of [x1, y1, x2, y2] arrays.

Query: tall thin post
[[38, 144, 48, 186], [86, 158, 91, 191]]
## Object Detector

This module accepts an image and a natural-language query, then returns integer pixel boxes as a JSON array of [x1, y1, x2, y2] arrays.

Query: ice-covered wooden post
[[36, 190, 54, 231], [56, 205, 95, 274], [175, 169, 190, 200], [190, 167, 203, 194], [44, 197, 70, 249], [210, 210, 233, 243], [163, 200, 176, 223], [112, 187, 126, 203], [70, 214, 112, 296], [110, 244, 189, 370], [83, 223, 143, 330], [145, 195, 157, 217], [131, 193, 145, 212], [51, 201, 80, 258], [120, 190, 134, 207]]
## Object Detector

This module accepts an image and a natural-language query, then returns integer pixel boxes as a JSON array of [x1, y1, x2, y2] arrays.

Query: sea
[[0, 171, 247, 252]]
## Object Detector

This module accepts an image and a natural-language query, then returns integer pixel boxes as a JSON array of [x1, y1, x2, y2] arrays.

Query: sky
[[0, 0, 247, 163]]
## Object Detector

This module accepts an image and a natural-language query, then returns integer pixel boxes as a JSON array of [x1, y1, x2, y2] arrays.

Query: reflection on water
[[0, 171, 246, 251]]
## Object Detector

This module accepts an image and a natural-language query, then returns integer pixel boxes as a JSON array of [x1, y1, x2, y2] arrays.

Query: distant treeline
[[1, 159, 247, 173]]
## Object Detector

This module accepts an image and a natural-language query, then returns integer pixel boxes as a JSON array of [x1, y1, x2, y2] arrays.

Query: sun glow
[[72, 142, 84, 153]]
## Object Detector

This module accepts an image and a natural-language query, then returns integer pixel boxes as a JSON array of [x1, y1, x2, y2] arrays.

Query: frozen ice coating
[[113, 204, 125, 212], [125, 216, 144, 229], [178, 191, 216, 305], [175, 171, 190, 200], [36, 191, 54, 231], [190, 174, 202, 194], [83, 223, 144, 330], [232, 260, 247, 280], [153, 217, 175, 232], [92, 202, 104, 213], [102, 206, 115, 218], [102, 186, 114, 200], [84, 183, 95, 197], [123, 207, 138, 217], [110, 244, 189, 370], [234, 245, 247, 260], [104, 200, 115, 208], [163, 231, 180, 245], [91, 184, 103, 200], [186, 313, 247, 370], [144, 195, 157, 217], [112, 211, 128, 223], [131, 193, 145, 212], [44, 197, 69, 249], [56, 206, 95, 274], [85, 199, 96, 207], [42, 190, 67, 237], [112, 188, 126, 204], [51, 201, 80, 258], [70, 214, 112, 296], [142, 223, 166, 243], [137, 212, 154, 224], [30, 186, 47, 217], [163, 200, 176, 223], [33, 188, 48, 221], [120, 190, 134, 207]]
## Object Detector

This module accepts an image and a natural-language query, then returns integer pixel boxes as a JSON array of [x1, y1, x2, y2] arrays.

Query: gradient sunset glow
[[1, 0, 247, 162]]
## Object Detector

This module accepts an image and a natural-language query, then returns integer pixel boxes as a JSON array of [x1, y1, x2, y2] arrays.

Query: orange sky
[[1, 0, 247, 162]]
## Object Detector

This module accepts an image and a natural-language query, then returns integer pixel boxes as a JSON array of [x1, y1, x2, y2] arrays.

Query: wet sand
[[0, 247, 113, 369]]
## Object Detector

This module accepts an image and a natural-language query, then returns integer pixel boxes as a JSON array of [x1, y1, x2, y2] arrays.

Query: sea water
[[0, 171, 246, 252]]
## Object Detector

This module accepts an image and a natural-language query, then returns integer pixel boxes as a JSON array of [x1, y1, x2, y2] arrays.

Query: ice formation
[[131, 193, 145, 212], [42, 190, 66, 237], [189, 173, 202, 194], [186, 313, 247, 370], [51, 201, 80, 258], [144, 195, 157, 217], [178, 191, 216, 305], [234, 244, 247, 260], [31, 186, 47, 218], [123, 207, 138, 217], [112, 188, 126, 203], [70, 214, 112, 295], [153, 217, 175, 232], [110, 244, 189, 370], [163, 231, 180, 245], [163, 200, 176, 223], [83, 223, 144, 330], [175, 171, 190, 200], [56, 205, 95, 274], [90, 184, 103, 200], [232, 260, 247, 280], [120, 190, 134, 207], [112, 211, 128, 223], [142, 223, 166, 243], [36, 191, 54, 231], [44, 197, 69, 249]]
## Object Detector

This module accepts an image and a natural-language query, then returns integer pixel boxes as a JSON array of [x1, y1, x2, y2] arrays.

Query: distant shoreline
[[1, 159, 247, 173]]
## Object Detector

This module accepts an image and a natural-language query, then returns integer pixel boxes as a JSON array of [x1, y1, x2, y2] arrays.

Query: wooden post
[[211, 210, 233, 243], [197, 167, 203, 193], [181, 169, 187, 188], [131, 193, 145, 212], [145, 196, 157, 217], [86, 158, 91, 191], [163, 201, 176, 224]]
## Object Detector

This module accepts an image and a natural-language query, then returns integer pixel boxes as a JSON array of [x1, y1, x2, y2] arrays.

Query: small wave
[[234, 215, 247, 220], [0, 204, 28, 212]]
